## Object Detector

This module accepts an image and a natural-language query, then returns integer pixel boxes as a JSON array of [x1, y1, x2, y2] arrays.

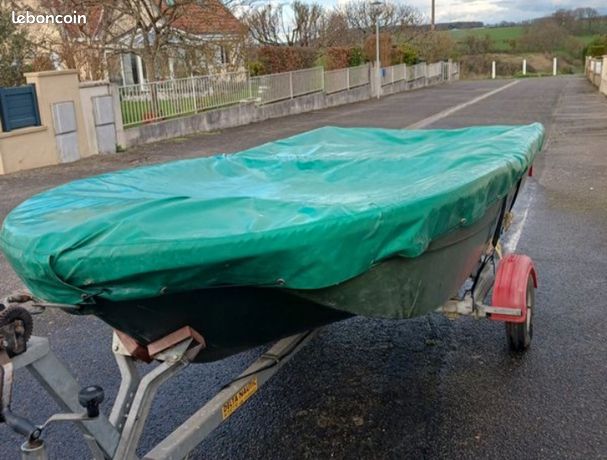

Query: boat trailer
[[0, 252, 536, 459]]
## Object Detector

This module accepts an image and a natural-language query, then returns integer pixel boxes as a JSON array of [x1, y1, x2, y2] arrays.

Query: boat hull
[[69, 177, 522, 363]]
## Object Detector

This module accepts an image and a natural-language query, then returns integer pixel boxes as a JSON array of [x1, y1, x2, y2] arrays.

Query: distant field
[[447, 26, 524, 51], [446, 25, 600, 52]]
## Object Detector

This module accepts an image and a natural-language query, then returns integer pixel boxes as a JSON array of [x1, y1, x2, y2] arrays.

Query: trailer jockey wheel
[[491, 254, 537, 352], [505, 276, 534, 351], [0, 306, 34, 357]]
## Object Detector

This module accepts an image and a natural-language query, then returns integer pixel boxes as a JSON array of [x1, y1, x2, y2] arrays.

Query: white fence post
[[376, 63, 382, 99], [492, 61, 496, 79], [190, 77, 198, 113], [346, 67, 350, 90], [523, 59, 527, 76], [320, 67, 325, 92], [553, 57, 558, 76], [109, 83, 126, 148]]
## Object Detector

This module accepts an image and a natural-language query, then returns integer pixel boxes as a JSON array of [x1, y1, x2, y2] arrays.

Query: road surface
[[1, 76, 606, 459]]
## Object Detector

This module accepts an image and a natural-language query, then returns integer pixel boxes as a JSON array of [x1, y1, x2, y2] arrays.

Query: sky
[[297, 0, 607, 25]]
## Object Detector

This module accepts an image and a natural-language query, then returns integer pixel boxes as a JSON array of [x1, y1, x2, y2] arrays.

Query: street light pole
[[372, 1, 383, 99], [375, 18, 380, 99]]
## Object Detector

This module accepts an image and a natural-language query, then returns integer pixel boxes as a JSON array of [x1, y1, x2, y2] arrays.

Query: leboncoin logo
[[12, 11, 87, 25]]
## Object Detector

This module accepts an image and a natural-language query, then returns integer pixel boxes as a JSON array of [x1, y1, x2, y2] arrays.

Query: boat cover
[[0, 124, 544, 305]]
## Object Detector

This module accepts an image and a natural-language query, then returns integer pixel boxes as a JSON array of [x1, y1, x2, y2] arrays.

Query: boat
[[0, 124, 545, 362], [0, 124, 544, 459]]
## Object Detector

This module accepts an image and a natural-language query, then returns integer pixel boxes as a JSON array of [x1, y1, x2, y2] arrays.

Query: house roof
[[169, 0, 244, 36]]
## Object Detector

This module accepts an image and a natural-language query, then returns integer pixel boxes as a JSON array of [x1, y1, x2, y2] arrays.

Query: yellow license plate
[[221, 377, 258, 420]]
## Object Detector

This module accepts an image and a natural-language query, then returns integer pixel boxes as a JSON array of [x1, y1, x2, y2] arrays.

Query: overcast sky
[[303, 0, 607, 25]]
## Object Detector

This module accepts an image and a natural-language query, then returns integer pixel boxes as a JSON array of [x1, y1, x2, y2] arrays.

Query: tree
[[244, 1, 325, 47], [10, 0, 129, 81], [244, 0, 422, 48], [412, 31, 456, 62], [104, 0, 204, 82], [0, 3, 33, 86], [339, 0, 422, 43], [461, 34, 494, 55], [552, 9, 576, 32], [574, 7, 600, 33], [584, 8, 599, 33], [519, 19, 569, 53], [243, 3, 285, 46]]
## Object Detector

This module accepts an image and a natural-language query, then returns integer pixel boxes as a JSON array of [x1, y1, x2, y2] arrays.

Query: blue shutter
[[0, 84, 42, 132]]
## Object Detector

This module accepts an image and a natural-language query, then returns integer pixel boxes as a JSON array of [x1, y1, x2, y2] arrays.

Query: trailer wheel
[[505, 275, 534, 352], [491, 254, 537, 352]]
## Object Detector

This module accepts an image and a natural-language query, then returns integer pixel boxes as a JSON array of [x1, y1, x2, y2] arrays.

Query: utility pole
[[431, 0, 435, 31]]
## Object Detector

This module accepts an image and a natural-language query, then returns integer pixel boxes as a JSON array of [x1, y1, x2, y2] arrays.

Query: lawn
[[120, 88, 254, 127], [447, 26, 524, 51], [447, 25, 603, 52]]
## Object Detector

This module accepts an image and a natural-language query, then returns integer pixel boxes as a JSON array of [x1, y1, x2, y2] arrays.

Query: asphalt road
[[1, 76, 606, 459]]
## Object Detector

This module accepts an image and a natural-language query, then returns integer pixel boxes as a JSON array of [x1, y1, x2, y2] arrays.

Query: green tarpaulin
[[0, 124, 544, 306]]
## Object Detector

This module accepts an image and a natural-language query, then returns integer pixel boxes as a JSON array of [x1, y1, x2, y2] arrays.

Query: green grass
[[121, 88, 253, 127], [447, 26, 604, 53], [447, 26, 524, 51], [578, 34, 602, 46]]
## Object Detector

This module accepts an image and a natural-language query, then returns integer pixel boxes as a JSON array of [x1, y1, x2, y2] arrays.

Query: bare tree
[[0, 1, 34, 86], [244, 1, 324, 47], [8, 0, 128, 80], [291, 1, 324, 47], [103, 0, 205, 82], [552, 8, 576, 32], [243, 3, 285, 46], [317, 10, 358, 47], [519, 20, 569, 53], [584, 7, 600, 32], [9, 0, 217, 81], [339, 0, 422, 43]]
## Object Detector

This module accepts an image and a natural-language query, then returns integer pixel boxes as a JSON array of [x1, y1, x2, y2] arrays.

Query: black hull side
[[86, 287, 352, 362]]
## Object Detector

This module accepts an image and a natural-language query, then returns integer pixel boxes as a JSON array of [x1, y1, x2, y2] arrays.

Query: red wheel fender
[[491, 254, 537, 324]]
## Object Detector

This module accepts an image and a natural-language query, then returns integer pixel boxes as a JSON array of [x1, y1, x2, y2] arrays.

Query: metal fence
[[250, 67, 324, 104], [381, 64, 407, 86], [119, 72, 250, 127], [119, 61, 450, 128], [325, 64, 370, 94], [408, 63, 427, 81], [427, 62, 443, 78]]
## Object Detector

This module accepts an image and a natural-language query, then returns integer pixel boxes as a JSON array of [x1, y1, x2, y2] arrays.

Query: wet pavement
[[1, 76, 606, 459]]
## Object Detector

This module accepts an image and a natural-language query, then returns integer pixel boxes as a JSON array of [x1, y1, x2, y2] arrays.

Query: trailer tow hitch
[[2, 380, 105, 458], [1, 301, 108, 459]]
